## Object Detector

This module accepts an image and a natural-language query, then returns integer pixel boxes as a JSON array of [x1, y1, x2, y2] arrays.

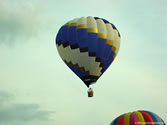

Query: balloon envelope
[[110, 110, 165, 125], [56, 16, 120, 87]]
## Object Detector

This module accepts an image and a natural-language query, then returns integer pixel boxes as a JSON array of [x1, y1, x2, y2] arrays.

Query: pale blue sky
[[0, 0, 167, 125]]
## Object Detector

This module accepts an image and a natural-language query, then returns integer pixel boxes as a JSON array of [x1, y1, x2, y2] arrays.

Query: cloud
[[0, 0, 49, 44], [0, 90, 13, 105], [0, 104, 53, 122], [0, 90, 55, 124]]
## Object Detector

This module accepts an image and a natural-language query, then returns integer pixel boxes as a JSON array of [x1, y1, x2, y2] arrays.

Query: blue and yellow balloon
[[56, 16, 120, 97]]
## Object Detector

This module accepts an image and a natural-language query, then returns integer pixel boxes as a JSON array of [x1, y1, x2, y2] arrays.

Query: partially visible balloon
[[110, 110, 165, 125], [56, 16, 120, 88]]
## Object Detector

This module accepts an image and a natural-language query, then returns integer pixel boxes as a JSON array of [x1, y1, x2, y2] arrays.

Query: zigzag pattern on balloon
[[56, 43, 102, 87], [56, 40, 105, 70]]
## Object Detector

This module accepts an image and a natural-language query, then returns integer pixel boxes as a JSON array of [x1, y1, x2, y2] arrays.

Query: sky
[[0, 0, 167, 125]]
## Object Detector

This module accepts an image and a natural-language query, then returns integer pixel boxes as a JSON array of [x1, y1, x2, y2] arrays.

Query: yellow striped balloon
[[110, 110, 165, 125]]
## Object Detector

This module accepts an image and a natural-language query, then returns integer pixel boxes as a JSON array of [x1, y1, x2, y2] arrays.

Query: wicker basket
[[88, 88, 94, 97]]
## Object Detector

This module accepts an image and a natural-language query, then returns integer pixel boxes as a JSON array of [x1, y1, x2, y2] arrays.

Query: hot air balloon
[[56, 16, 120, 97], [110, 110, 165, 125]]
